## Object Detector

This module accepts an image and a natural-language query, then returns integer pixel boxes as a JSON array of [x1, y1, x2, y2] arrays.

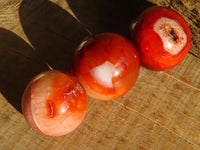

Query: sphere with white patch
[[130, 6, 191, 70], [72, 32, 140, 100]]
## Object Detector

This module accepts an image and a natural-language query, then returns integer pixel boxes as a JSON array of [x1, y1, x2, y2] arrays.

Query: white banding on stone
[[90, 61, 114, 88], [153, 17, 187, 55]]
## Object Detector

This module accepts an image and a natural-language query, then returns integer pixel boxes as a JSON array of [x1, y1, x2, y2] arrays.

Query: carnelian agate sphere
[[22, 70, 88, 136], [130, 6, 191, 71], [72, 33, 140, 101]]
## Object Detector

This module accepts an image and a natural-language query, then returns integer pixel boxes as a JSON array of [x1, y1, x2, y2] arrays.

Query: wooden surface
[[0, 0, 200, 149]]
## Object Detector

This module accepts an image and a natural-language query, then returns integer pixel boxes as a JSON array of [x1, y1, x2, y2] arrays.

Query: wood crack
[[189, 51, 200, 60], [162, 71, 200, 92], [113, 100, 200, 150]]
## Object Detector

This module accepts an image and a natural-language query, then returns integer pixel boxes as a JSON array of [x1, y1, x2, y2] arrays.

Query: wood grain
[[0, 0, 199, 150]]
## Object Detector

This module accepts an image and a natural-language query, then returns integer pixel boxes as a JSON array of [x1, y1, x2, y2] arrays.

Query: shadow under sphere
[[0, 0, 89, 113], [19, 0, 89, 72], [0, 28, 48, 113], [67, 0, 154, 37]]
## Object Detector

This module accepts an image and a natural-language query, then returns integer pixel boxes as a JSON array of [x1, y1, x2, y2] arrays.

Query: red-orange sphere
[[22, 70, 88, 136], [72, 33, 140, 100], [130, 6, 191, 70]]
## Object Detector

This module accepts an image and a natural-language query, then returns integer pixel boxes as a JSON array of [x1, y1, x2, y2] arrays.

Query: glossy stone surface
[[130, 6, 191, 71], [72, 33, 140, 100], [22, 70, 88, 136]]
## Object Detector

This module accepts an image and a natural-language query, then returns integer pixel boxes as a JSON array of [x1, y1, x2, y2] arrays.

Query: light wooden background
[[0, 0, 200, 149]]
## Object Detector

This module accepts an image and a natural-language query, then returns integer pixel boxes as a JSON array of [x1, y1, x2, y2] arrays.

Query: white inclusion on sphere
[[90, 61, 114, 88], [153, 17, 187, 55]]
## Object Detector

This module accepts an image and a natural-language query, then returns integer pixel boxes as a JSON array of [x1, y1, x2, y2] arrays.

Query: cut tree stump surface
[[0, 0, 199, 150]]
